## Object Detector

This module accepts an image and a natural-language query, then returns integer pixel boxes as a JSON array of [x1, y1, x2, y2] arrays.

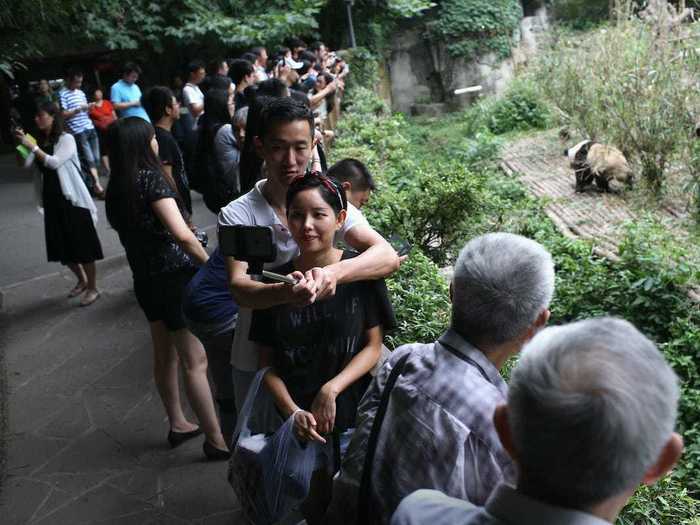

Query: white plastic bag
[[228, 369, 320, 524]]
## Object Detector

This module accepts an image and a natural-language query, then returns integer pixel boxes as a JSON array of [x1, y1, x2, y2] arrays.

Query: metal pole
[[345, 0, 357, 48]]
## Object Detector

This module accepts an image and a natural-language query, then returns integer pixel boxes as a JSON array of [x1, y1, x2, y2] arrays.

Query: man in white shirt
[[182, 60, 206, 127], [392, 317, 684, 525], [218, 97, 399, 411], [251, 46, 269, 82]]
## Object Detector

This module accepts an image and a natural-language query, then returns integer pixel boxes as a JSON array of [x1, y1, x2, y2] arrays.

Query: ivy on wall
[[427, 0, 523, 60]]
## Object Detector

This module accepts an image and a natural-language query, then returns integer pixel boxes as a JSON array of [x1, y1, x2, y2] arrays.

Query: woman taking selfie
[[105, 117, 228, 459], [249, 173, 395, 522], [16, 102, 103, 306]]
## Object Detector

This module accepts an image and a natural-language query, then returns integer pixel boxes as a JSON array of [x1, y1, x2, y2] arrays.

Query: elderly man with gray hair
[[392, 317, 683, 525], [323, 232, 555, 524]]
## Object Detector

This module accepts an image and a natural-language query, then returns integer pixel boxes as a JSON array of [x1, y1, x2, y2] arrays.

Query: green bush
[[483, 81, 551, 135], [385, 250, 451, 349], [364, 160, 487, 265], [428, 0, 523, 60], [619, 476, 700, 524]]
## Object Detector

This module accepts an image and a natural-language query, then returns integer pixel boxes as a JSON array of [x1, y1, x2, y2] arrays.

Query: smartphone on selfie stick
[[218, 225, 298, 284]]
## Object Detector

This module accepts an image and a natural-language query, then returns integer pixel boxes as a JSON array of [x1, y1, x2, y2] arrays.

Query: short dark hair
[[207, 58, 226, 75], [289, 89, 310, 107], [299, 50, 317, 63], [309, 41, 324, 52], [142, 86, 176, 123], [286, 173, 347, 216], [250, 47, 266, 58], [208, 74, 232, 91], [230, 59, 255, 85], [327, 159, 376, 192], [298, 60, 312, 76], [256, 78, 288, 98], [66, 68, 83, 81], [258, 97, 314, 142], [275, 47, 291, 57], [187, 60, 206, 75], [287, 37, 307, 50], [122, 62, 142, 76], [240, 52, 258, 64]]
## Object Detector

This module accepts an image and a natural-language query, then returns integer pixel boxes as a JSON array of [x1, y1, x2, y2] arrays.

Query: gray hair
[[233, 106, 248, 128], [509, 317, 679, 508], [451, 233, 555, 346]]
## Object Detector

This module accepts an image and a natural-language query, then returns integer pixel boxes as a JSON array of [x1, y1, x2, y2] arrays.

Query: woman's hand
[[293, 410, 326, 443], [16, 130, 35, 150], [311, 382, 338, 435], [287, 271, 317, 306]]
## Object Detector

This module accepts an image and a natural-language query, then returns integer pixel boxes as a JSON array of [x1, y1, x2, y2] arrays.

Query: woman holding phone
[[248, 173, 395, 522], [15, 102, 103, 306]]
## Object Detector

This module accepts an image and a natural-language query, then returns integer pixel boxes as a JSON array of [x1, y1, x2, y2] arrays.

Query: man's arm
[[225, 257, 316, 309], [329, 225, 400, 284], [112, 100, 139, 111]]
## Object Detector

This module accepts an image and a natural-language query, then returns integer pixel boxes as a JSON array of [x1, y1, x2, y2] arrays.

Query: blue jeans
[[75, 128, 100, 169]]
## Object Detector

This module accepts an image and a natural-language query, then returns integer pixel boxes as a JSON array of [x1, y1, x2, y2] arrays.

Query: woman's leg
[[79, 262, 100, 305], [193, 327, 236, 446], [172, 328, 227, 449], [149, 321, 197, 433], [66, 263, 87, 285], [83, 262, 97, 291]]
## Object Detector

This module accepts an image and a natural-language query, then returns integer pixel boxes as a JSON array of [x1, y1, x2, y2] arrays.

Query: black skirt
[[42, 166, 104, 265]]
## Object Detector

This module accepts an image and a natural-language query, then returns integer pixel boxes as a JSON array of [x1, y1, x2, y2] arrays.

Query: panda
[[564, 140, 633, 193]]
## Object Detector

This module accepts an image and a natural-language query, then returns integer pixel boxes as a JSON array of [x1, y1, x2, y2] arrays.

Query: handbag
[[357, 351, 411, 525], [228, 368, 320, 524]]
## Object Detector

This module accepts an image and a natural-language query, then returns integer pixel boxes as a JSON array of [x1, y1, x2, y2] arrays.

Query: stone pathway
[[0, 262, 241, 524]]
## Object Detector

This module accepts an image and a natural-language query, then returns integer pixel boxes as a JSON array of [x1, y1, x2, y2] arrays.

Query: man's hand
[[288, 271, 317, 306], [305, 267, 337, 301], [311, 383, 338, 435], [293, 410, 326, 443]]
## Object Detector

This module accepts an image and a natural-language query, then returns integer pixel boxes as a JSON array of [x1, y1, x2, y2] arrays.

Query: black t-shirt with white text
[[249, 250, 396, 430]]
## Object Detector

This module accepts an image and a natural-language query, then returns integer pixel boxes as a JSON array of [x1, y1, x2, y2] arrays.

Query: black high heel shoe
[[167, 428, 202, 448], [203, 440, 231, 461]]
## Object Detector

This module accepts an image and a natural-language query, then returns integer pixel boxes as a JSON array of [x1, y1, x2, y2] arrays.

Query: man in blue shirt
[[110, 62, 150, 122]]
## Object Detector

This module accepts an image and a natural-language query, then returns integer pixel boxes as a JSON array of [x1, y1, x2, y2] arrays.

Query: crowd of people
[[12, 37, 685, 525]]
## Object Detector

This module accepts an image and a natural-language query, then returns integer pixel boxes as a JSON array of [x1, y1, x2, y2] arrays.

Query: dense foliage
[[427, 0, 523, 59], [332, 74, 700, 521], [463, 79, 551, 135], [548, 0, 611, 28]]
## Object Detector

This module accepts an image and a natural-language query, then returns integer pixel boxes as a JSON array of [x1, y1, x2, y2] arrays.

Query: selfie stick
[[262, 271, 298, 285]]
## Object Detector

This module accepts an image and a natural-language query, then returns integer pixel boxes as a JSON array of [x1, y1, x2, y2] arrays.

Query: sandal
[[68, 282, 88, 298], [80, 289, 101, 307]]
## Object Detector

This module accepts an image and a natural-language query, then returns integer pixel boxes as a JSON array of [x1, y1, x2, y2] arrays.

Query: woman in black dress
[[105, 117, 228, 459], [16, 102, 103, 305]]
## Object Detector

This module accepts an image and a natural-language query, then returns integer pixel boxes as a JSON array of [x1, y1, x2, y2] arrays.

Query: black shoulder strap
[[357, 351, 411, 524]]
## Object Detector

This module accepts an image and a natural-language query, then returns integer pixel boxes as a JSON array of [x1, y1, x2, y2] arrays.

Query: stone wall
[[387, 5, 549, 115]]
